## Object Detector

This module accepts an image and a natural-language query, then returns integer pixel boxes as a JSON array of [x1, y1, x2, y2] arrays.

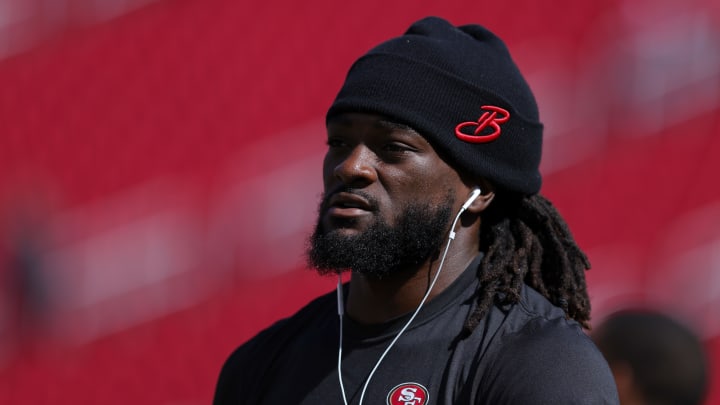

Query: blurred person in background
[[593, 309, 709, 405], [215, 16, 618, 404], [0, 196, 51, 364]]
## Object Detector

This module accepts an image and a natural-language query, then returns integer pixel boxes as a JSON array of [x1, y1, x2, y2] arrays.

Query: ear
[[464, 180, 495, 214]]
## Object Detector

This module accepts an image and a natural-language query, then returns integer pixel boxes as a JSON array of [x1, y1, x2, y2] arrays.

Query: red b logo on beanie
[[455, 105, 509, 143]]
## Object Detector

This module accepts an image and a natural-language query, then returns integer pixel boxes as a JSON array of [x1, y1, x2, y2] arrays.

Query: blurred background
[[0, 0, 718, 403]]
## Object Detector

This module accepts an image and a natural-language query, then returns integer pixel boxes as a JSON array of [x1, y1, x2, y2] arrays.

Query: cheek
[[384, 177, 447, 217], [405, 172, 464, 211], [402, 170, 456, 198]]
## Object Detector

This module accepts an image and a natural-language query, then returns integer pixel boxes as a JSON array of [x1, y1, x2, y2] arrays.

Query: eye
[[382, 142, 415, 154], [326, 137, 347, 148]]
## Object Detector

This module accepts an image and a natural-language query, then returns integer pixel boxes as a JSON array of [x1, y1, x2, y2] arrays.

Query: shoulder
[[220, 288, 337, 364], [479, 286, 619, 404], [231, 288, 336, 355], [213, 289, 337, 404]]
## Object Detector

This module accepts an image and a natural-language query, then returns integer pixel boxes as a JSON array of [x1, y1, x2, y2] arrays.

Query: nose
[[330, 145, 377, 187]]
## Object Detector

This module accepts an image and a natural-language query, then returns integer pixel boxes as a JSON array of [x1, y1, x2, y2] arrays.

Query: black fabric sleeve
[[213, 291, 337, 405], [479, 317, 619, 404], [213, 319, 293, 405], [213, 343, 249, 405]]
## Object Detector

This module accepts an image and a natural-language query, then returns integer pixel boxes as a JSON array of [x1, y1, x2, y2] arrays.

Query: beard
[[307, 190, 455, 279]]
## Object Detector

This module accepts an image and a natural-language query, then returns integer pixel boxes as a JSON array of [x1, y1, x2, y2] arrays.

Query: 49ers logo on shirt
[[386, 382, 429, 405]]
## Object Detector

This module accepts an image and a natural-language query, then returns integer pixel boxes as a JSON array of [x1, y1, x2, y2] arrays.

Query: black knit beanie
[[326, 16, 543, 195]]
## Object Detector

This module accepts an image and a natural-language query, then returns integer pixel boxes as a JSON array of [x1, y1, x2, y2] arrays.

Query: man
[[214, 16, 618, 404], [592, 309, 709, 405]]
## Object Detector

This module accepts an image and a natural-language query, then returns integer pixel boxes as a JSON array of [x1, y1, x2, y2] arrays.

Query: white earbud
[[450, 188, 482, 241], [461, 187, 482, 210]]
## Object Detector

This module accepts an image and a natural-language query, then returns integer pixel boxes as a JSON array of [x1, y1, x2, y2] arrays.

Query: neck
[[345, 238, 479, 324]]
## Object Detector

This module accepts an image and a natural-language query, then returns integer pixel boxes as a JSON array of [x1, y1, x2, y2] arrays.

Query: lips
[[326, 192, 374, 217]]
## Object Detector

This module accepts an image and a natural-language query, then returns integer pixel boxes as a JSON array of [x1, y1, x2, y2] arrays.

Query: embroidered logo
[[387, 382, 429, 405], [454, 105, 510, 143]]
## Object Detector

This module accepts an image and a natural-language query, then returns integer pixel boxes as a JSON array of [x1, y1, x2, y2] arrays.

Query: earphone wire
[[336, 202, 470, 405], [337, 275, 349, 405]]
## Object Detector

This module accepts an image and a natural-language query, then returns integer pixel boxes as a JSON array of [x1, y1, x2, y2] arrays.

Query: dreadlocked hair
[[462, 193, 592, 336]]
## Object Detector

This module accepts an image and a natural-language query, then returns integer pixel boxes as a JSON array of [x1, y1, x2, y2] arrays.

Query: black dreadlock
[[462, 193, 592, 335]]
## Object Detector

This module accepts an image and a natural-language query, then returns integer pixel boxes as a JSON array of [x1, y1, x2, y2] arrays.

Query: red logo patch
[[386, 382, 429, 405], [454, 105, 510, 143]]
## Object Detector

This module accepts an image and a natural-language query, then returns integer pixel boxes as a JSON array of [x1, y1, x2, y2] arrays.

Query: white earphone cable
[[337, 276, 349, 405], [337, 197, 473, 405]]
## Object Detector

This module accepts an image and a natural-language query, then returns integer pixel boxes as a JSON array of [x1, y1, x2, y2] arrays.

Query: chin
[[323, 215, 366, 233]]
